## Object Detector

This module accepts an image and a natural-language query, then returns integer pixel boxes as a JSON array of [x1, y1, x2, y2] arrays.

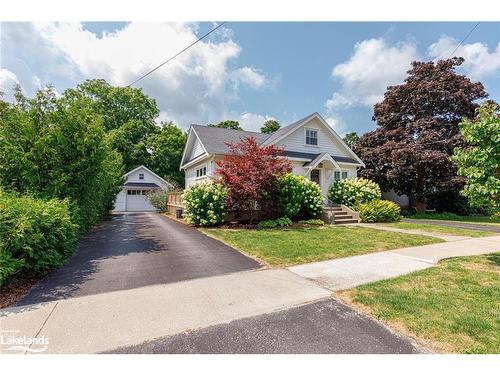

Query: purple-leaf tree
[[354, 58, 488, 213]]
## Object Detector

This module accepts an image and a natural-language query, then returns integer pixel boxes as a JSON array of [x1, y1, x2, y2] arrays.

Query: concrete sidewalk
[[289, 235, 500, 291], [0, 269, 330, 354]]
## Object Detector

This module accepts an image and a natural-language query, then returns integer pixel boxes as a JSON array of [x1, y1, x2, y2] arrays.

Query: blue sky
[[1, 22, 499, 135]]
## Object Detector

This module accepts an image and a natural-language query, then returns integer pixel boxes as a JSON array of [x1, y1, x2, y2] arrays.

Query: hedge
[[0, 191, 78, 286], [358, 199, 401, 223]]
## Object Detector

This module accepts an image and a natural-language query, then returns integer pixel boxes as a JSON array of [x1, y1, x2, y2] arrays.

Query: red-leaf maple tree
[[216, 137, 291, 223]]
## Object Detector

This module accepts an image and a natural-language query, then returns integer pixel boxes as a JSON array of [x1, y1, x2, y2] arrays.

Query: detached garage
[[113, 165, 172, 212]]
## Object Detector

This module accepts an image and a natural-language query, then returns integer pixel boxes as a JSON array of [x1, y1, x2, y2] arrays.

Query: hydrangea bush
[[182, 182, 228, 226], [328, 177, 381, 207], [358, 199, 401, 223], [278, 173, 324, 219]]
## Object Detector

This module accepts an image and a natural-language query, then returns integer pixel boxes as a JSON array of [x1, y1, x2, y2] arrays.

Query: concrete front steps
[[322, 204, 359, 225]]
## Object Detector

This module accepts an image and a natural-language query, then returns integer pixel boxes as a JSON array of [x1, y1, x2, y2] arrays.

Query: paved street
[[18, 213, 260, 305], [109, 299, 423, 354], [6, 214, 497, 354]]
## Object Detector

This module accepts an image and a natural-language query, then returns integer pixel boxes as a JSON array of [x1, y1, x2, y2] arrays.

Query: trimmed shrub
[[277, 174, 324, 219], [358, 199, 401, 223], [182, 182, 227, 226], [328, 177, 381, 207], [298, 219, 325, 226], [146, 189, 169, 212], [0, 191, 78, 286], [258, 217, 292, 229]]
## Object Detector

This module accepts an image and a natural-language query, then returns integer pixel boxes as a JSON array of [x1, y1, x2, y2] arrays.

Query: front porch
[[298, 152, 352, 198]]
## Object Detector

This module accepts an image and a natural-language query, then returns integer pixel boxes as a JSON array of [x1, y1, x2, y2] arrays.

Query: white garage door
[[125, 189, 157, 212]]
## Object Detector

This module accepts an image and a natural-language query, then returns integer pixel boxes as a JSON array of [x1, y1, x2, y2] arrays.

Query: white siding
[[190, 137, 205, 160], [126, 167, 168, 189], [274, 117, 351, 158], [112, 166, 169, 212], [291, 160, 358, 197], [383, 190, 410, 207], [114, 190, 126, 211], [185, 159, 210, 188]]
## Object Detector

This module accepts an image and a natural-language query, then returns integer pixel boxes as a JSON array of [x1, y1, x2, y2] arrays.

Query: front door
[[310, 169, 321, 186]]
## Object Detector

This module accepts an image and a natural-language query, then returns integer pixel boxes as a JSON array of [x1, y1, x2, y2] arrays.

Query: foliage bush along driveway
[[339, 253, 500, 353], [182, 182, 228, 226], [201, 226, 441, 267], [0, 191, 77, 286], [377, 222, 497, 238]]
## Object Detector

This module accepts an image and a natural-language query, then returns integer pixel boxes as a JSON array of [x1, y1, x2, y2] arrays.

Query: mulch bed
[[0, 276, 39, 309]]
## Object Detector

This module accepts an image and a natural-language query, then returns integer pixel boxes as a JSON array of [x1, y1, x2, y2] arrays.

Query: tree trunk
[[415, 168, 426, 213]]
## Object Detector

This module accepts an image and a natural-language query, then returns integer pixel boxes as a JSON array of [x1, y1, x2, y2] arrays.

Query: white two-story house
[[179, 112, 365, 198]]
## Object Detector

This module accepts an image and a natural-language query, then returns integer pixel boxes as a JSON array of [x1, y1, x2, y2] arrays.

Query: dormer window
[[139, 173, 144, 180], [305, 129, 318, 146]]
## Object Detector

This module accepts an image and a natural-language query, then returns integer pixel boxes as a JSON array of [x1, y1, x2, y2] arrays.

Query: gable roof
[[191, 125, 268, 155], [124, 165, 172, 188], [180, 112, 365, 169], [261, 112, 318, 146]]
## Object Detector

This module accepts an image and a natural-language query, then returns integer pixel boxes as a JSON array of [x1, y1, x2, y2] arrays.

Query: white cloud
[[327, 38, 418, 109], [0, 68, 19, 91], [325, 93, 352, 111], [427, 36, 500, 80], [324, 115, 347, 137], [1, 22, 273, 129], [230, 111, 277, 132], [231, 67, 269, 90]]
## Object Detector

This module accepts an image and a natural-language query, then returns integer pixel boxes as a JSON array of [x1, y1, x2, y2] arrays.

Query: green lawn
[[201, 226, 441, 266], [376, 222, 496, 237], [339, 253, 500, 354], [408, 213, 500, 226]]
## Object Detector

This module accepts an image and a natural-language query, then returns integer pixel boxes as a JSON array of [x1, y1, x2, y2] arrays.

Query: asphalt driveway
[[18, 213, 260, 306]]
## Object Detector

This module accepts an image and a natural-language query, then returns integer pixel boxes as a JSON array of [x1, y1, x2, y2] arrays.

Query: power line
[[446, 22, 480, 59], [127, 22, 227, 87]]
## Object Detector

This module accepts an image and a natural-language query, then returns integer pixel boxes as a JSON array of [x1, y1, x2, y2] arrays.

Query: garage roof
[[124, 182, 160, 188]]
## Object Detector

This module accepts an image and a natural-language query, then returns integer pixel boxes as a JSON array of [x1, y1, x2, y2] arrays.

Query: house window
[[305, 129, 318, 146], [334, 171, 348, 182], [139, 173, 144, 180], [310, 169, 320, 186], [196, 166, 207, 178]]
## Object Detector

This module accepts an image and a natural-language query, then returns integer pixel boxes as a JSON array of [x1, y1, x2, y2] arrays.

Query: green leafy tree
[[63, 79, 159, 171], [261, 119, 280, 134], [147, 122, 187, 186], [208, 120, 242, 130], [343, 132, 360, 147], [0, 86, 123, 230], [452, 103, 500, 215]]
